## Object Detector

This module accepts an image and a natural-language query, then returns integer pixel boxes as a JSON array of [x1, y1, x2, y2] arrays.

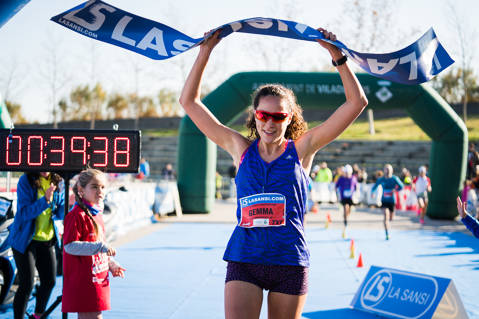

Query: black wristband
[[332, 55, 347, 67]]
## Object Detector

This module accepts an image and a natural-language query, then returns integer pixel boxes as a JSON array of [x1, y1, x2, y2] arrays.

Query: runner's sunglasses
[[255, 110, 290, 123]]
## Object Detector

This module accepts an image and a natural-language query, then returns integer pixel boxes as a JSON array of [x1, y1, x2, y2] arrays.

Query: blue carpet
[[1, 223, 477, 318]]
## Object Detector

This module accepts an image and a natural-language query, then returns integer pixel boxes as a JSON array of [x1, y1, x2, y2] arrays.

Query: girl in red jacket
[[62, 168, 125, 319]]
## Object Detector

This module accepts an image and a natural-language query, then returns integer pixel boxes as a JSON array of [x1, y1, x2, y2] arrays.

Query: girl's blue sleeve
[[16, 175, 50, 224], [462, 214, 479, 239]]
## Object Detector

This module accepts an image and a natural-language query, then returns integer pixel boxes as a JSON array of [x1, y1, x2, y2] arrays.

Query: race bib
[[383, 190, 393, 198], [239, 193, 286, 228], [343, 189, 352, 197]]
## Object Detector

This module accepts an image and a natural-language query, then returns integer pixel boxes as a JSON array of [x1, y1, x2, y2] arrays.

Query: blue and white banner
[[51, 0, 454, 85], [351, 266, 469, 319]]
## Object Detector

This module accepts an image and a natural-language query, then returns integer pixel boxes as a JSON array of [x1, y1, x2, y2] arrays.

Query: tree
[[58, 98, 69, 122], [0, 57, 25, 102], [432, 68, 479, 105], [5, 100, 27, 124], [68, 83, 107, 125], [107, 93, 129, 119], [69, 85, 92, 121], [245, 1, 306, 71], [38, 30, 70, 128], [89, 83, 107, 128], [446, 1, 477, 122], [158, 88, 180, 116], [137, 96, 158, 118]]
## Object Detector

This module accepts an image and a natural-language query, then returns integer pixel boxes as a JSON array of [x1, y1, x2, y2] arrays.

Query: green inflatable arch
[[177, 72, 467, 219]]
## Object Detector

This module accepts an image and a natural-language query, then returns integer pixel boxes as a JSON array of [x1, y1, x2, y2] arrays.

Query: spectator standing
[[161, 163, 176, 180], [9, 172, 64, 319], [310, 164, 320, 181], [315, 162, 333, 183], [400, 167, 412, 186], [228, 163, 237, 199], [462, 179, 478, 218], [216, 171, 223, 199], [333, 166, 344, 183], [136, 157, 150, 180], [467, 143, 479, 179]]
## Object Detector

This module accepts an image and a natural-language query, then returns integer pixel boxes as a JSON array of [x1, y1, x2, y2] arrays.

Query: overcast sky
[[0, 0, 477, 123]]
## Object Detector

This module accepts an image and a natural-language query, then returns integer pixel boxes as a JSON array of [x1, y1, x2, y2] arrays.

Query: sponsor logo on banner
[[51, 0, 455, 85], [351, 266, 460, 319], [376, 81, 393, 103]]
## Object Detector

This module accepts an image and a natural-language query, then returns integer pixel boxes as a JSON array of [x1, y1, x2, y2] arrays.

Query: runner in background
[[371, 164, 404, 240], [179, 27, 367, 319], [412, 166, 431, 225], [335, 164, 357, 238]]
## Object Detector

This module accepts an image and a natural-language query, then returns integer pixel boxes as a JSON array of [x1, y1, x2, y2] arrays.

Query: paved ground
[[158, 199, 469, 232], [1, 200, 477, 318]]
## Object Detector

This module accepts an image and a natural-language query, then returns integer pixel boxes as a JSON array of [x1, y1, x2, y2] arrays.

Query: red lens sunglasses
[[255, 110, 290, 123]]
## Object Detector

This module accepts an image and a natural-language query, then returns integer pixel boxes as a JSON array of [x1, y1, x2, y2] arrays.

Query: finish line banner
[[51, 0, 454, 85]]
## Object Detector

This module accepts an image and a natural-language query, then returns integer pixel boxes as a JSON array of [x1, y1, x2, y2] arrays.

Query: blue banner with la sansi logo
[[51, 0, 454, 85], [351, 266, 463, 319]]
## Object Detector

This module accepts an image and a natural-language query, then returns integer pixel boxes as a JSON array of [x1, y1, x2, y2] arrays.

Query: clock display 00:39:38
[[0, 129, 141, 173]]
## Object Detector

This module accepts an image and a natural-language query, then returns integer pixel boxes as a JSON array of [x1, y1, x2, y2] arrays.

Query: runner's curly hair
[[246, 84, 308, 141]]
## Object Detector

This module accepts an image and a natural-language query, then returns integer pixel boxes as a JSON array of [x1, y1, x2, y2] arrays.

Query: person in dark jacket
[[9, 172, 64, 319]]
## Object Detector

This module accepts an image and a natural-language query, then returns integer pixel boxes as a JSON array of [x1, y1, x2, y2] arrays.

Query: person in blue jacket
[[8, 172, 64, 319], [457, 196, 479, 238], [371, 164, 404, 240], [180, 27, 367, 319]]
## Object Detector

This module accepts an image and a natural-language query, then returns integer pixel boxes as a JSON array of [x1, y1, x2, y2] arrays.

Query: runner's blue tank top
[[223, 139, 310, 267]]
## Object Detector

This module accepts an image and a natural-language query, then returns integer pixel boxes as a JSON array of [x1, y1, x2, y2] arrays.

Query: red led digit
[[50, 136, 65, 166], [6, 135, 21, 165], [27, 136, 43, 166], [114, 137, 130, 167], [93, 137, 108, 167], [71, 136, 87, 165]]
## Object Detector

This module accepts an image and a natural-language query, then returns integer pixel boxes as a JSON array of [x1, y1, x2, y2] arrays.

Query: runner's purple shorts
[[225, 261, 308, 295]]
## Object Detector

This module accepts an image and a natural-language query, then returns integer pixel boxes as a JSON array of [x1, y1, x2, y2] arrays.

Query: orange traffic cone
[[325, 212, 331, 229], [356, 253, 364, 268], [349, 240, 355, 259]]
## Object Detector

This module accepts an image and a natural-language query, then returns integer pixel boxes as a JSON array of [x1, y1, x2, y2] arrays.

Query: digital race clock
[[0, 129, 141, 173]]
